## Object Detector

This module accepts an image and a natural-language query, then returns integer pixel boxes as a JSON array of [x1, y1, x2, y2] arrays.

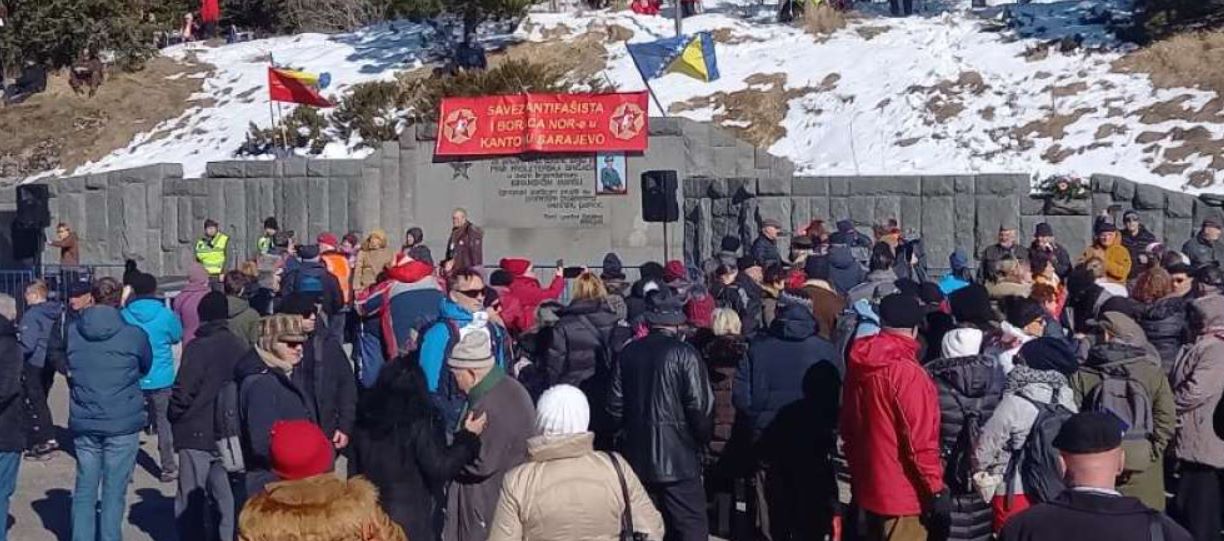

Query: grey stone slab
[[1112, 176, 1136, 202], [1166, 192, 1195, 219], [849, 177, 921, 197], [1091, 174, 1121, 194], [122, 183, 146, 260], [706, 178, 730, 199], [757, 177, 792, 196], [162, 163, 184, 179], [739, 198, 759, 243], [398, 132, 417, 150], [380, 156, 401, 236], [922, 176, 956, 197], [955, 175, 975, 194], [922, 197, 955, 264], [85, 173, 108, 190], [793, 177, 829, 197], [709, 126, 737, 148], [754, 148, 775, 171], [1136, 209, 1165, 242], [206, 180, 225, 227], [976, 173, 1026, 196], [829, 177, 850, 197], [1167, 218, 1194, 247], [187, 178, 208, 197], [790, 197, 811, 233], [1020, 194, 1045, 216], [1133, 184, 1166, 210], [874, 196, 901, 226], [954, 194, 976, 257], [770, 157, 795, 179], [1092, 193, 1115, 216], [224, 179, 248, 258], [84, 190, 108, 262], [191, 195, 208, 224], [205, 161, 246, 179], [245, 161, 278, 179], [899, 196, 922, 235], [829, 198, 850, 225], [360, 166, 383, 234], [306, 160, 331, 178], [282, 158, 307, 177], [282, 177, 308, 237], [848, 197, 875, 226], [712, 148, 738, 177], [329, 177, 350, 236], [809, 197, 830, 223], [1046, 215, 1092, 257], [333, 160, 365, 178], [107, 180, 127, 258], [177, 197, 192, 244], [415, 122, 437, 141], [685, 141, 715, 178], [712, 198, 733, 218], [684, 177, 712, 199], [62, 176, 86, 194], [308, 177, 330, 237], [649, 117, 684, 136], [146, 179, 162, 229], [734, 142, 757, 177]]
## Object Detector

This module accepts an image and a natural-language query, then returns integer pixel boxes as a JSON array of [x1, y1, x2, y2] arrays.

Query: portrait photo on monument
[[595, 152, 627, 194]]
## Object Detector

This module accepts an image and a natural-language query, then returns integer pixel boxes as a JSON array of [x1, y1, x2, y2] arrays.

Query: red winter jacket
[[840, 331, 944, 517], [506, 274, 565, 331]]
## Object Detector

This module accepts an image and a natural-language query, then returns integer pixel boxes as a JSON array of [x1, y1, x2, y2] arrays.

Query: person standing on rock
[[447, 208, 484, 274], [49, 222, 80, 267], [195, 219, 230, 279]]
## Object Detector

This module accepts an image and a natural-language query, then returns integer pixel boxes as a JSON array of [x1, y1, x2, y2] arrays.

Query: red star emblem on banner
[[609, 103, 645, 141], [443, 108, 478, 144]]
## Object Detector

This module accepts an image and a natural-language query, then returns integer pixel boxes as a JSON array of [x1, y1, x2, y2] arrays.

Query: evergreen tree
[[0, 0, 179, 72], [391, 0, 532, 40]]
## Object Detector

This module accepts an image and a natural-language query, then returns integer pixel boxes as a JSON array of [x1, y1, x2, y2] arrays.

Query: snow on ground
[[526, 0, 1224, 193], [74, 22, 437, 178]]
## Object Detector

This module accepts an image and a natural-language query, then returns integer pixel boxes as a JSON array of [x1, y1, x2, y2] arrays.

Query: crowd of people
[[2, 204, 1224, 541]]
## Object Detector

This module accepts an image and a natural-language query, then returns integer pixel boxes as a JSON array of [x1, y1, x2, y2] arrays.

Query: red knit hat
[[317, 232, 339, 248], [269, 420, 334, 481], [499, 257, 531, 276], [664, 260, 686, 283]]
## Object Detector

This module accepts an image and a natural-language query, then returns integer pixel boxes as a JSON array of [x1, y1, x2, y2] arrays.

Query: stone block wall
[[26, 118, 1224, 277]]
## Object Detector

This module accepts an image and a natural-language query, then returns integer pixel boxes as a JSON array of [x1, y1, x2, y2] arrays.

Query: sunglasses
[[1123, 217, 1139, 223], [455, 288, 485, 299], [1172, 276, 1190, 285], [280, 341, 304, 349]]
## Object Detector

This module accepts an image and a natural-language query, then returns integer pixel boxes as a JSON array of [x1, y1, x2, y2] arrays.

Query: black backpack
[[944, 393, 986, 495], [1006, 392, 1073, 505], [1081, 365, 1155, 473]]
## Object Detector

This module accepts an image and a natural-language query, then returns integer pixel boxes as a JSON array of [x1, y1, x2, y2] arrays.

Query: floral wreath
[[1035, 174, 1089, 200]]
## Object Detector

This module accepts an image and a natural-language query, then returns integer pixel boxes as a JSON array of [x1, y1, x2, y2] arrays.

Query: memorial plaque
[[485, 157, 608, 228]]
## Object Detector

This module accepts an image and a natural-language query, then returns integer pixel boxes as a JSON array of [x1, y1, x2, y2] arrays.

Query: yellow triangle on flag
[[667, 37, 710, 81]]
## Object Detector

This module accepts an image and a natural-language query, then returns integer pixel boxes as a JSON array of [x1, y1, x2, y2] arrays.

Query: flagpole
[[627, 49, 667, 118]]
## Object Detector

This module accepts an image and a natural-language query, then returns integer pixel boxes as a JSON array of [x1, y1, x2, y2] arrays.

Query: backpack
[[1081, 365, 1155, 472], [296, 267, 325, 295], [214, 380, 245, 473], [944, 392, 986, 495], [1006, 392, 1073, 505]]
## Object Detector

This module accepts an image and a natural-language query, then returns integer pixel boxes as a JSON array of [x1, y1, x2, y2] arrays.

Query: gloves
[[930, 488, 952, 517], [923, 488, 953, 535]]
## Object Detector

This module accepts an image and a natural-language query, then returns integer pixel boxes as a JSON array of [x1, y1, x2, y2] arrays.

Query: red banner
[[434, 92, 649, 157]]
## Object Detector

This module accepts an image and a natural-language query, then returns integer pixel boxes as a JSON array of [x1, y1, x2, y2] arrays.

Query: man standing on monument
[[751, 219, 786, 268], [194, 219, 230, 279], [447, 208, 483, 273]]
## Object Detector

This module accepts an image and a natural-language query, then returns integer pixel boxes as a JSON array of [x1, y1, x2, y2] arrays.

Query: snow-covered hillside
[[72, 0, 1224, 193]]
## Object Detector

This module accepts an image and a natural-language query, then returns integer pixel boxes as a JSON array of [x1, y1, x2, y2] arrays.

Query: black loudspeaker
[[15, 184, 51, 229], [641, 170, 679, 223]]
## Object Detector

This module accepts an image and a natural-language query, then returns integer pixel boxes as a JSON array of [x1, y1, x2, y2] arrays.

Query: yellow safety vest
[[195, 233, 229, 275]]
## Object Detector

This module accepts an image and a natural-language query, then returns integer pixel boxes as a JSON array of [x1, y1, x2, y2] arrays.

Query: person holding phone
[[498, 258, 570, 332]]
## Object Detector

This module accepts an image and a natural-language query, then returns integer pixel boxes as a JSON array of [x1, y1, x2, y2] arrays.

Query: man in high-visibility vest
[[194, 219, 230, 277]]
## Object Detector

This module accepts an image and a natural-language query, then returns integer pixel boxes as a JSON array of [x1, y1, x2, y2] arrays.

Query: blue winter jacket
[[121, 297, 184, 391], [67, 305, 153, 436], [19, 300, 63, 368], [418, 299, 510, 430], [734, 302, 842, 438]]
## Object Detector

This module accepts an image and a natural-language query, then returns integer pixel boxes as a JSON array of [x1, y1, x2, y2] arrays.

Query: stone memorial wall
[[18, 118, 1224, 276]]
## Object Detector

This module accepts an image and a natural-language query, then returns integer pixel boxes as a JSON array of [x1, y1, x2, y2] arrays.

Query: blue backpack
[[296, 267, 325, 295]]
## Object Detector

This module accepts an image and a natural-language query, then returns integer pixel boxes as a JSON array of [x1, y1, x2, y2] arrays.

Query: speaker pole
[[663, 220, 670, 263]]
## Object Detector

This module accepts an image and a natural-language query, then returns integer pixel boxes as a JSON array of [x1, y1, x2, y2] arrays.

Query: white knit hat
[[941, 328, 984, 358], [535, 385, 590, 436]]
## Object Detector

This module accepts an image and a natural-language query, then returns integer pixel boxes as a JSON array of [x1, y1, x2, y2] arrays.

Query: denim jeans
[[144, 388, 176, 474], [72, 432, 140, 541], [0, 451, 19, 541]]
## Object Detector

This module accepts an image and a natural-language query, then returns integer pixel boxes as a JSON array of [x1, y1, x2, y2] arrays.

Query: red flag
[[200, 0, 220, 23], [268, 67, 333, 108]]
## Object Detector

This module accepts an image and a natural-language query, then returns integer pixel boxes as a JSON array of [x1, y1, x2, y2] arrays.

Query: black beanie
[[601, 253, 625, 280], [264, 217, 279, 230], [489, 269, 513, 287], [1004, 296, 1046, 329], [197, 291, 229, 323], [640, 261, 666, 281], [950, 283, 996, 325], [129, 272, 157, 296], [1018, 337, 1079, 375], [879, 293, 923, 329]]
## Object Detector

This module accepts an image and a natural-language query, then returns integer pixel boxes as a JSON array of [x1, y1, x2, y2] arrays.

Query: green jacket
[[225, 296, 260, 347], [1069, 341, 1176, 510]]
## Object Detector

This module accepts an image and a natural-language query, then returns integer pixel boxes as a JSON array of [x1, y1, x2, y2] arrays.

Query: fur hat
[[258, 314, 308, 351], [535, 384, 590, 436]]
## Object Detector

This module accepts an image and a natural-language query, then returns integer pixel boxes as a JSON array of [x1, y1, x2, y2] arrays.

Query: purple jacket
[[173, 265, 211, 346]]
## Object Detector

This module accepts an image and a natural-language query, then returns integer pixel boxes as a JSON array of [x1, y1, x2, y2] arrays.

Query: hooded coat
[[840, 331, 944, 516], [1137, 295, 1189, 373], [19, 300, 63, 368], [488, 433, 666, 541], [735, 302, 841, 440], [237, 475, 405, 541], [1069, 339, 1175, 510], [506, 273, 566, 332], [846, 269, 899, 306], [226, 295, 260, 347], [122, 296, 184, 391], [925, 353, 1005, 541], [975, 365, 1077, 497], [174, 265, 211, 345], [168, 321, 249, 451], [236, 348, 317, 494], [1120, 226, 1157, 278], [356, 260, 445, 359], [66, 305, 153, 436], [1169, 294, 1224, 469]]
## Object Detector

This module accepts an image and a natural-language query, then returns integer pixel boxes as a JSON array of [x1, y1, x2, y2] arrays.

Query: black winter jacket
[[1121, 227, 1157, 278], [299, 331, 357, 439], [351, 412, 480, 541], [0, 316, 26, 452], [999, 490, 1191, 541], [544, 299, 624, 387], [925, 354, 1005, 541], [609, 329, 714, 483], [236, 349, 318, 493], [168, 321, 250, 451], [1138, 296, 1189, 374]]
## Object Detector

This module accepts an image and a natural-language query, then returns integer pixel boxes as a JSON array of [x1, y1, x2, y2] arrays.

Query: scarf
[[1004, 364, 1067, 395], [257, 346, 296, 376]]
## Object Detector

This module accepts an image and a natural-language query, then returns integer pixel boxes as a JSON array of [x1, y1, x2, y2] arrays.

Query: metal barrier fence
[[0, 265, 127, 315]]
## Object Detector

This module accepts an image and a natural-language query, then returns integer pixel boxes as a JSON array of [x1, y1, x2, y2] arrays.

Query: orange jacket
[[321, 251, 353, 304]]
